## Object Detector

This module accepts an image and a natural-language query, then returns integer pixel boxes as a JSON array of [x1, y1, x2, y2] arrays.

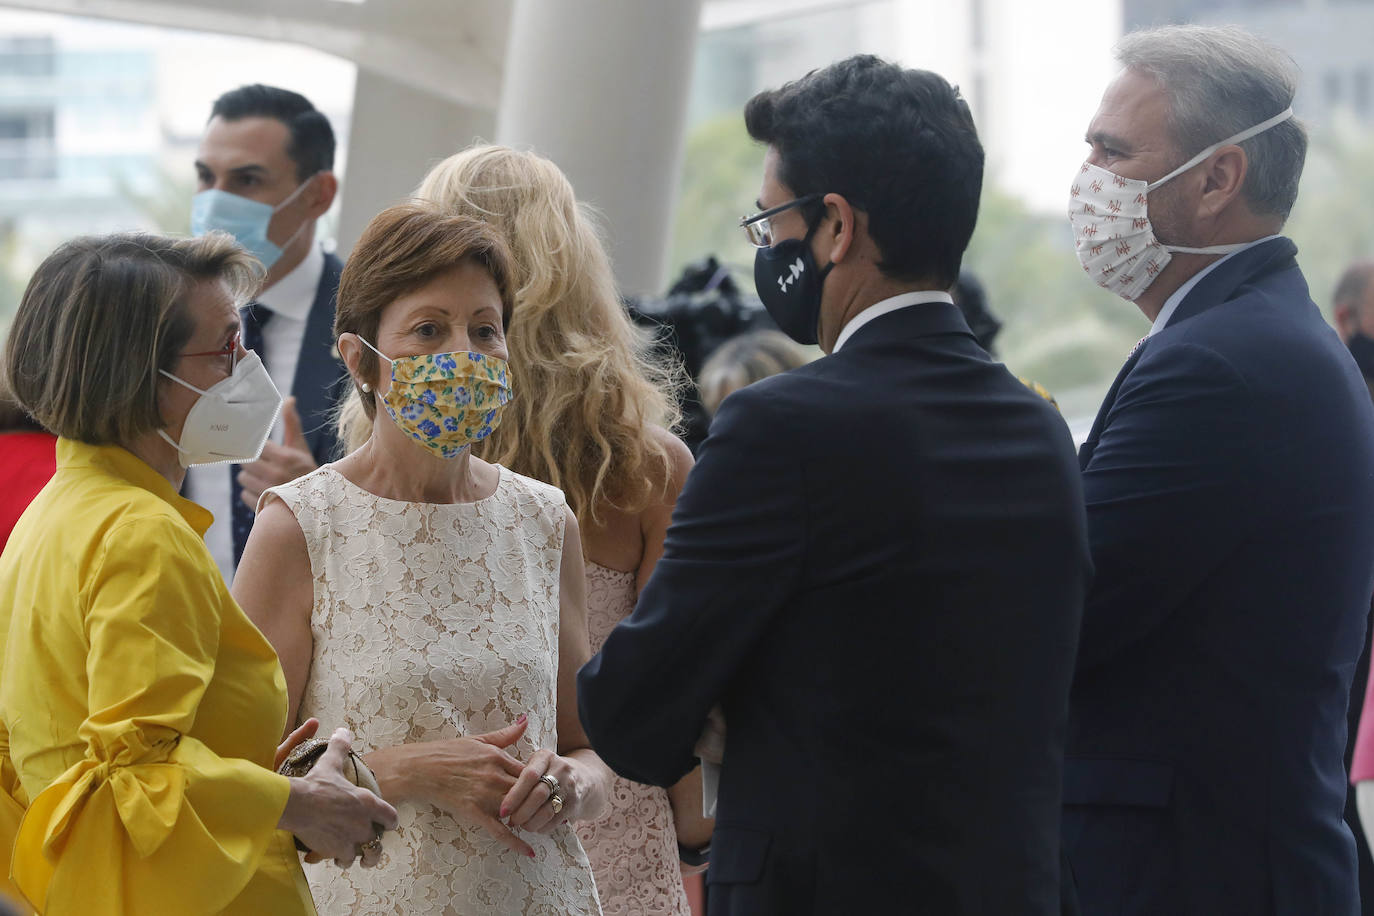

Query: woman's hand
[[522, 506, 608, 836], [500, 747, 609, 837], [278, 728, 399, 868], [367, 716, 535, 857], [275, 717, 320, 770]]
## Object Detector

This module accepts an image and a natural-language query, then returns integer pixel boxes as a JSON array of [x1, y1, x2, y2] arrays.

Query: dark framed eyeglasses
[[739, 194, 822, 248], [181, 331, 242, 375]]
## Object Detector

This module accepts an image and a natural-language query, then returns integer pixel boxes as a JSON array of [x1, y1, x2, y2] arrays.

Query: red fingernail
[[516, 713, 527, 724], [527, 849, 536, 858]]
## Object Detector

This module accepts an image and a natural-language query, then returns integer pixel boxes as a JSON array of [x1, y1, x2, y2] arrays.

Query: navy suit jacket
[[579, 302, 1091, 915], [1064, 237, 1374, 915], [293, 251, 348, 465]]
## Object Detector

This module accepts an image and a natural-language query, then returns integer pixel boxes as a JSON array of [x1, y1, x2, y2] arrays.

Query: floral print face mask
[[358, 336, 513, 458]]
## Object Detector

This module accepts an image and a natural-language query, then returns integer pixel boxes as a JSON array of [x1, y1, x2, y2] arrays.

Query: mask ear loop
[[354, 335, 394, 366], [158, 370, 210, 396], [354, 335, 395, 397], [1146, 107, 1294, 192], [800, 198, 836, 279], [1144, 107, 1294, 257], [268, 172, 323, 255], [153, 369, 215, 460]]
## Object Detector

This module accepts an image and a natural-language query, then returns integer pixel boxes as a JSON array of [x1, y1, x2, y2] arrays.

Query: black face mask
[[753, 222, 833, 346], [1349, 332, 1374, 380]]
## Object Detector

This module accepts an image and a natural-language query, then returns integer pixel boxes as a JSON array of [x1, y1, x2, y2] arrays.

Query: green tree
[[0, 227, 29, 338], [669, 113, 764, 290], [116, 165, 195, 236], [1285, 114, 1374, 316], [965, 186, 1147, 417]]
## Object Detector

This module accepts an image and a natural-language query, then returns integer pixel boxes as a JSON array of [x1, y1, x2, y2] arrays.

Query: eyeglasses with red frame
[[180, 331, 242, 375]]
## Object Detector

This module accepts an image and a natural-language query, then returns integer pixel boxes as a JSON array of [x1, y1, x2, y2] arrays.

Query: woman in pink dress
[[340, 145, 712, 914]]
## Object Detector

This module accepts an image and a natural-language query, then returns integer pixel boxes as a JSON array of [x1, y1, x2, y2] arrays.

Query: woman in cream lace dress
[[235, 203, 609, 915], [339, 145, 712, 914]]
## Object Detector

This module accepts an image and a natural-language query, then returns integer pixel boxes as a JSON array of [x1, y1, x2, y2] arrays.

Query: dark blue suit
[[1064, 238, 1374, 915], [579, 302, 1091, 915], [294, 251, 348, 465]]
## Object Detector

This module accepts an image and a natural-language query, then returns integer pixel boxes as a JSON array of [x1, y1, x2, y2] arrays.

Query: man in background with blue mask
[[1065, 26, 1374, 915], [188, 84, 347, 584]]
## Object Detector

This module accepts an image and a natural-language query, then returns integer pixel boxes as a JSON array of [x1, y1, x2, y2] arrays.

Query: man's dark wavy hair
[[210, 84, 335, 181], [744, 55, 983, 289]]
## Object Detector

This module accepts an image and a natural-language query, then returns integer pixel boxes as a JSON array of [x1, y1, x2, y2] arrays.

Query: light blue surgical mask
[[190, 174, 317, 270]]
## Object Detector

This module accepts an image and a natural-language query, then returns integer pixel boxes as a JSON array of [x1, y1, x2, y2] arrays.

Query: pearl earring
[[361, 382, 372, 393]]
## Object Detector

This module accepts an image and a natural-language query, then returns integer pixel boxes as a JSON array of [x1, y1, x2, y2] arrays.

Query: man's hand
[[1358, 781, 1374, 854], [238, 396, 318, 509]]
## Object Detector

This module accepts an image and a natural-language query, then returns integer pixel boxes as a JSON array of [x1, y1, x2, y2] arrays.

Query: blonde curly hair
[[338, 144, 684, 529]]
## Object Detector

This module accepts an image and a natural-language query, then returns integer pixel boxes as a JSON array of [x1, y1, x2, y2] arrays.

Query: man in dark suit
[[1064, 26, 1374, 915], [577, 55, 1091, 915], [186, 84, 349, 583]]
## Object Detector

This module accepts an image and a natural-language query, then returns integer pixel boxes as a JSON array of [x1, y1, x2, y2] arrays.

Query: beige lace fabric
[[574, 563, 691, 916], [265, 464, 601, 916]]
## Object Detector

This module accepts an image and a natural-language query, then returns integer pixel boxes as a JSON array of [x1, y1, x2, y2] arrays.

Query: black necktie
[[231, 302, 272, 566]]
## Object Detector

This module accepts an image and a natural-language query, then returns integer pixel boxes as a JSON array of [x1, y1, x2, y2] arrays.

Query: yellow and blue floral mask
[[359, 336, 513, 458]]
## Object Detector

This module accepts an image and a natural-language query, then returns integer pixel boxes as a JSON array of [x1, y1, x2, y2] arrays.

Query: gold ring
[[361, 836, 383, 853], [539, 773, 565, 813]]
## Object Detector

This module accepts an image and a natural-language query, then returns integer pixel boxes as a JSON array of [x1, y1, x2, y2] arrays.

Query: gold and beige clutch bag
[[277, 736, 385, 851]]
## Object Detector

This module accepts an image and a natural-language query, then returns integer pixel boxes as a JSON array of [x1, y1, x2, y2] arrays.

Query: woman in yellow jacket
[[0, 232, 398, 915]]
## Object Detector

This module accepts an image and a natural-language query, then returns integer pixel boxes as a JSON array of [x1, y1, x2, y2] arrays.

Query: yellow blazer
[[0, 440, 313, 915]]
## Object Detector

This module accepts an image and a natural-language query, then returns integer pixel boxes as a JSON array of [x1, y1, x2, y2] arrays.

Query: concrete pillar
[[337, 69, 495, 256], [496, 0, 704, 297]]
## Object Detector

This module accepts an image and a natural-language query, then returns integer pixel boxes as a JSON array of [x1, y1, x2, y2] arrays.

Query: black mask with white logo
[[754, 221, 833, 346]]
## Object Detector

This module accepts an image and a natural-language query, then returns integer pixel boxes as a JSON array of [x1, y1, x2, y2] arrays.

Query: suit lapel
[[291, 251, 346, 463], [1079, 236, 1300, 469], [1164, 236, 1298, 331], [1079, 340, 1148, 469]]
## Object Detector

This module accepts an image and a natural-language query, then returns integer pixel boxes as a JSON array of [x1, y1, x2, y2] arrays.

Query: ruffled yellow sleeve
[[11, 518, 293, 916]]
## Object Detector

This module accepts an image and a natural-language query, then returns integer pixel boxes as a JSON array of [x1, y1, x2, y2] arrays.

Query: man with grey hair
[[1066, 25, 1374, 915]]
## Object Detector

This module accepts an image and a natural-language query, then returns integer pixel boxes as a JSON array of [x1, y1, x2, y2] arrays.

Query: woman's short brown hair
[[2, 231, 261, 445], [698, 329, 813, 417], [335, 201, 516, 420]]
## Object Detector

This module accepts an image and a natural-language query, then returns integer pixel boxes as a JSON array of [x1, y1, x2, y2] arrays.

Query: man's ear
[[1335, 302, 1359, 342], [818, 192, 856, 265], [305, 171, 339, 220], [1196, 145, 1248, 222]]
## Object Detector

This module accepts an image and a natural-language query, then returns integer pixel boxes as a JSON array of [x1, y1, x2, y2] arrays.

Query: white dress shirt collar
[[254, 241, 324, 320], [832, 290, 955, 353], [1148, 234, 1281, 337]]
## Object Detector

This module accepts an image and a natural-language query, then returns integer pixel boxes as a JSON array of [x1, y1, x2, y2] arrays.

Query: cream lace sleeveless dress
[[263, 464, 601, 916], [574, 563, 691, 915]]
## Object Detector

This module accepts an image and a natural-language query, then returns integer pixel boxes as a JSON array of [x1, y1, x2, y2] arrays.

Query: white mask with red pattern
[[1068, 107, 1293, 301]]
